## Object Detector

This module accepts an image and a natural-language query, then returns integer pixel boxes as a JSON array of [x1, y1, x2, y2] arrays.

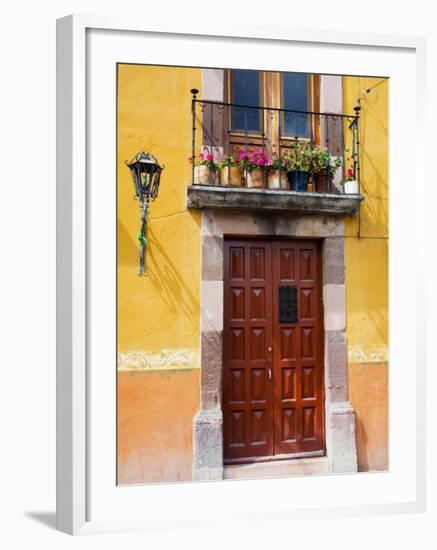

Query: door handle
[[268, 346, 272, 352], [267, 367, 272, 380]]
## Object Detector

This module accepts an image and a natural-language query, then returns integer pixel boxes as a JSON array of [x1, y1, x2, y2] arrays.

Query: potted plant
[[265, 156, 289, 190], [218, 155, 242, 187], [237, 149, 267, 188], [285, 141, 312, 192], [188, 151, 219, 185], [311, 147, 342, 193], [341, 167, 359, 194]]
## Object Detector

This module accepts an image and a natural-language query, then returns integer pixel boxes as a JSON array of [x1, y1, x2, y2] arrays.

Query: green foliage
[[217, 155, 236, 169], [311, 146, 342, 175], [284, 141, 313, 173]]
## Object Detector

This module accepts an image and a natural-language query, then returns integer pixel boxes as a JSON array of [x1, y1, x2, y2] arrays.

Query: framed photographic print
[[56, 15, 426, 535]]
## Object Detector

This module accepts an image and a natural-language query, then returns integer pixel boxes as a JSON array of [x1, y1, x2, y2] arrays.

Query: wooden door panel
[[279, 248, 296, 281], [250, 288, 266, 319], [250, 247, 266, 280], [230, 287, 245, 320], [299, 248, 315, 281], [272, 240, 324, 456], [281, 407, 297, 443], [229, 246, 245, 279], [223, 238, 324, 463], [281, 367, 296, 400], [223, 240, 274, 461], [229, 368, 245, 402], [280, 327, 296, 360], [229, 328, 245, 360], [300, 288, 315, 320]]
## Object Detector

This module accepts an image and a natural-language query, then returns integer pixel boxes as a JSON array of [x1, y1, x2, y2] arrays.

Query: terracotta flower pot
[[313, 173, 332, 193], [267, 171, 289, 190], [194, 165, 218, 185], [246, 168, 265, 188], [220, 166, 242, 187]]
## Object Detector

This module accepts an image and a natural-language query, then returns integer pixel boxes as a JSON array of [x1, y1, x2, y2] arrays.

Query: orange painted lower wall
[[117, 369, 199, 485], [118, 364, 386, 482], [348, 362, 388, 472]]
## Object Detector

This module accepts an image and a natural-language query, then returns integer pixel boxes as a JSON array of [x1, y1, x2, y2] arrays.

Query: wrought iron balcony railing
[[189, 88, 361, 195]]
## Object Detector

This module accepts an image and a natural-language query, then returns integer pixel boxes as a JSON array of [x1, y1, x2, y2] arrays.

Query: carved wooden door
[[223, 239, 324, 463]]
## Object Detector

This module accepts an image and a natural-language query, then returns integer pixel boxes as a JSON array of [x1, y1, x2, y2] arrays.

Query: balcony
[[187, 185, 363, 216], [186, 90, 364, 217]]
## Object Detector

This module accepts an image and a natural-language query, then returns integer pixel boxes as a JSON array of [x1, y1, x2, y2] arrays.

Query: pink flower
[[252, 149, 262, 155], [249, 156, 257, 163], [199, 152, 205, 159], [238, 151, 247, 159], [206, 154, 214, 161], [257, 157, 265, 166], [347, 168, 354, 178]]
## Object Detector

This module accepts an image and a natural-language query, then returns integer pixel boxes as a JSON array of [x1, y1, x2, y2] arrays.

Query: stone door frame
[[192, 209, 358, 480]]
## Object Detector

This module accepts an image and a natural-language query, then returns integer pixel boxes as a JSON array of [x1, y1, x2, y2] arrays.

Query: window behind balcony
[[230, 69, 261, 133], [282, 73, 310, 137], [226, 70, 316, 158]]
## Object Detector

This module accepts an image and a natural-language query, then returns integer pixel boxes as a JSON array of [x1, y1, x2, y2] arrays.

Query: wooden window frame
[[225, 70, 321, 157]]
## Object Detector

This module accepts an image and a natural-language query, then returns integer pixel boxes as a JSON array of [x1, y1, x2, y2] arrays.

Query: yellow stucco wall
[[117, 64, 202, 484], [343, 77, 389, 471], [118, 64, 202, 354]]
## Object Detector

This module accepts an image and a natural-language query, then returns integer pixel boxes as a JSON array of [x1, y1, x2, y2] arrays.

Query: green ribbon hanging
[[137, 233, 148, 247]]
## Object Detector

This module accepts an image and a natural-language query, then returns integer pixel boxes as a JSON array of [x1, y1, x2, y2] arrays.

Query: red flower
[[347, 168, 354, 178], [206, 154, 214, 161]]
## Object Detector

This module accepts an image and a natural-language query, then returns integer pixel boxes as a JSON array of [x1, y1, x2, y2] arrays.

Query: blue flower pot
[[287, 170, 310, 192]]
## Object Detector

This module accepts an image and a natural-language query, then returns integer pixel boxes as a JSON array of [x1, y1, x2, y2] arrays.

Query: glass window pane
[[231, 70, 260, 132], [283, 73, 309, 137]]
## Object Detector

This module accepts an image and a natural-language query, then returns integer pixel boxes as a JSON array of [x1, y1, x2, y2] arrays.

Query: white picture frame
[[56, 14, 427, 535]]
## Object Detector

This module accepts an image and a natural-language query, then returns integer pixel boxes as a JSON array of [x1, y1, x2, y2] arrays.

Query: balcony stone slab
[[187, 185, 364, 216]]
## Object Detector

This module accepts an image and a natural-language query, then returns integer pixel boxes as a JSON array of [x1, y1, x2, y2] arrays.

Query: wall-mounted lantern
[[125, 151, 164, 274]]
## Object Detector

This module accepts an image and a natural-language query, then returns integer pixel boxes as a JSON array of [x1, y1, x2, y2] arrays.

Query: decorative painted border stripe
[[348, 346, 388, 363], [117, 349, 200, 371]]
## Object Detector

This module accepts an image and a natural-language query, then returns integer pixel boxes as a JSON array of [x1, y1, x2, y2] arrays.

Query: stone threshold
[[187, 185, 364, 216], [224, 456, 329, 480]]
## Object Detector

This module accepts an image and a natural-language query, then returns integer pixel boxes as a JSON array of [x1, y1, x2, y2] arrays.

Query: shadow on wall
[[354, 414, 369, 472], [118, 213, 201, 333], [146, 224, 200, 333], [349, 362, 389, 473], [118, 219, 139, 266], [359, 88, 388, 237]]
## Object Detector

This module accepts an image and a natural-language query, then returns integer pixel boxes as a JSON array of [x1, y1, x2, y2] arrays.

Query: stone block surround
[[192, 209, 358, 480]]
